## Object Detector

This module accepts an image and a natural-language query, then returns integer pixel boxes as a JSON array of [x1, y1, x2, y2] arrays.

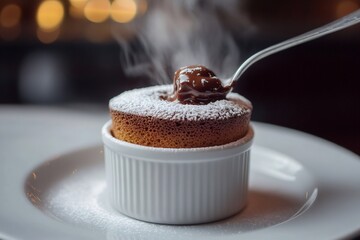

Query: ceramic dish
[[0, 107, 359, 240], [102, 120, 253, 224]]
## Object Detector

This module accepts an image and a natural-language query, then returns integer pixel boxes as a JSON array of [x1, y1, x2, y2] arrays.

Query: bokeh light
[[36, 0, 65, 31], [69, 5, 84, 19], [111, 0, 137, 23], [69, 0, 88, 9], [84, 0, 111, 23], [69, 0, 87, 19], [137, 0, 148, 15], [335, 0, 359, 18], [37, 27, 60, 44], [0, 4, 22, 28]]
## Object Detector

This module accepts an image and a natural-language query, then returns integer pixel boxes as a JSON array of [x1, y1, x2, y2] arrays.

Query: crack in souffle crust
[[109, 85, 252, 121]]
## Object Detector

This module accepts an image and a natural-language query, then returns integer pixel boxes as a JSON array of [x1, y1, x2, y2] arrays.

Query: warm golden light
[[37, 27, 60, 44], [36, 0, 64, 31], [84, 0, 111, 23], [69, 0, 87, 19], [0, 4, 22, 28], [111, 0, 137, 23], [69, 5, 84, 18], [69, 0, 87, 9], [335, 0, 359, 18]]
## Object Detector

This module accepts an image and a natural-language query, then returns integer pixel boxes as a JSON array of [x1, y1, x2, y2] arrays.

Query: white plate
[[1, 106, 360, 240]]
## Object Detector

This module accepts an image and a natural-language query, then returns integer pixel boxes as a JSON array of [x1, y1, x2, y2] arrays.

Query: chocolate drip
[[167, 65, 232, 104]]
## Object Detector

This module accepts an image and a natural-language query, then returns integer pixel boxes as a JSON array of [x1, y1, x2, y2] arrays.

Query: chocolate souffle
[[110, 65, 252, 148]]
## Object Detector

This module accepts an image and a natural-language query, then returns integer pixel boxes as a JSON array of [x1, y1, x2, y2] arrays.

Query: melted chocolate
[[167, 65, 232, 104]]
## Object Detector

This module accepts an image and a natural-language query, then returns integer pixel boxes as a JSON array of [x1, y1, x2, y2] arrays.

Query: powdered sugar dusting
[[179, 66, 202, 74], [29, 146, 306, 239], [179, 74, 189, 83], [109, 85, 252, 121], [201, 79, 208, 86]]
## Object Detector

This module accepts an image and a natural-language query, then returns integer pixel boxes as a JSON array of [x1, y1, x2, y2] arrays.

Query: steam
[[113, 0, 252, 85]]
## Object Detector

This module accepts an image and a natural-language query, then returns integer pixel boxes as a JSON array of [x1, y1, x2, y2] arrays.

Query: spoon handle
[[231, 9, 360, 82]]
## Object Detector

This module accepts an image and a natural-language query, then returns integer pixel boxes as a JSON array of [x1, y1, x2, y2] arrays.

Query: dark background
[[0, 0, 359, 155]]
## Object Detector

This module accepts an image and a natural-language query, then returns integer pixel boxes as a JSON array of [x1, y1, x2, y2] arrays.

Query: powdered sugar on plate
[[109, 85, 252, 121], [28, 146, 306, 239]]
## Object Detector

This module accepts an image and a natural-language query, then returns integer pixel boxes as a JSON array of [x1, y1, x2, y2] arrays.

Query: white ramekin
[[102, 120, 254, 225]]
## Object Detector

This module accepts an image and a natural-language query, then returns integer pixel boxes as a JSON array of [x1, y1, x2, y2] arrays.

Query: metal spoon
[[229, 9, 360, 84]]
